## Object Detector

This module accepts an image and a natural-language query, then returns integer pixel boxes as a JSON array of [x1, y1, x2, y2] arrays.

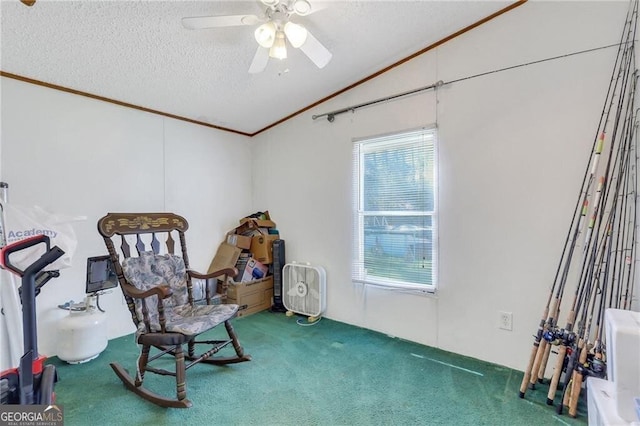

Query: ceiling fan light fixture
[[261, 0, 280, 6], [292, 0, 312, 15], [284, 21, 308, 48], [269, 31, 287, 60], [255, 22, 277, 48]]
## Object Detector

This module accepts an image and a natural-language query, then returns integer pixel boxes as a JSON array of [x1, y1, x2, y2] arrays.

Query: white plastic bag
[[3, 204, 85, 271]]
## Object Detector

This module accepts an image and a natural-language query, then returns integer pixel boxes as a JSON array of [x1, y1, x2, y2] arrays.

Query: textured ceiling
[[0, 0, 516, 135]]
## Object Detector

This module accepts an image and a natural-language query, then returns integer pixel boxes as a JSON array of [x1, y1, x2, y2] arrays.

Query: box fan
[[283, 262, 326, 322]]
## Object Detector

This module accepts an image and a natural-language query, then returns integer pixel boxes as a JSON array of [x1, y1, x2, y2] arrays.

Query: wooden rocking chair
[[97, 212, 251, 408]]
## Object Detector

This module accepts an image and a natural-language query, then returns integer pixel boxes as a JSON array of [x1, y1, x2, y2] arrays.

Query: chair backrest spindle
[[136, 235, 145, 255], [178, 232, 190, 270], [166, 232, 175, 255], [151, 233, 160, 254], [121, 235, 131, 258]]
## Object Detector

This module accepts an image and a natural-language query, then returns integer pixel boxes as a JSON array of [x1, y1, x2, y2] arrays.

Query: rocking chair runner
[[97, 212, 251, 408]]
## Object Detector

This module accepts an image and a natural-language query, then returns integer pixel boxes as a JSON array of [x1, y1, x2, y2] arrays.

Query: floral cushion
[[166, 303, 238, 336], [122, 251, 238, 337]]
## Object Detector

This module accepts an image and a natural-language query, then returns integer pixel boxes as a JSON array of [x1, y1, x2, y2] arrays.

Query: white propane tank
[[57, 296, 107, 364]]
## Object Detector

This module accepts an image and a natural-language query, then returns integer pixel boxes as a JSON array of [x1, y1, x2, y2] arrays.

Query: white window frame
[[352, 126, 438, 293]]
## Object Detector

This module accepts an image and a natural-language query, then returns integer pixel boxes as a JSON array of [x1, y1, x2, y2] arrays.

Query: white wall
[[251, 1, 636, 370], [0, 78, 252, 363]]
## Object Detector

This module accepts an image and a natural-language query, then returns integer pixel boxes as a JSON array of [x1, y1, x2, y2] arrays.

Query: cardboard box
[[227, 276, 273, 317], [207, 243, 241, 276], [241, 258, 268, 282], [240, 217, 277, 229], [234, 220, 260, 237], [226, 233, 252, 250], [240, 211, 277, 229], [250, 233, 279, 264]]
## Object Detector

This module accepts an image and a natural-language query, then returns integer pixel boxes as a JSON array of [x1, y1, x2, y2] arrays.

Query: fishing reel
[[588, 357, 607, 378], [575, 354, 607, 379], [543, 327, 576, 346]]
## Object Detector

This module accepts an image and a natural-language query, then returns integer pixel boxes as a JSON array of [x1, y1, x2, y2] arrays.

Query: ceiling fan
[[182, 0, 332, 74]]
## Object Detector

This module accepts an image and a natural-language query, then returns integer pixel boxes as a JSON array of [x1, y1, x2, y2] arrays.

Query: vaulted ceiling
[[0, 1, 521, 135]]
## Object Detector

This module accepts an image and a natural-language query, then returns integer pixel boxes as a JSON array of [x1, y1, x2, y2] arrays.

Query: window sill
[[353, 280, 437, 298]]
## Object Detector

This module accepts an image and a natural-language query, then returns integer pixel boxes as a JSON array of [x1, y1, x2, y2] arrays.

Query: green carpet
[[48, 311, 587, 425]]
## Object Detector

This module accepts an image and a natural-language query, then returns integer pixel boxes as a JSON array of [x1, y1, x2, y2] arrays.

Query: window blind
[[352, 127, 437, 290]]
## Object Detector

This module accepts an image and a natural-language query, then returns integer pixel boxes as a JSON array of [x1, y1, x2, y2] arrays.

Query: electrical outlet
[[499, 311, 513, 331]]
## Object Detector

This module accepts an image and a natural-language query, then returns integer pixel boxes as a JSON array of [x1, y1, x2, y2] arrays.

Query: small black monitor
[[86, 255, 118, 294]]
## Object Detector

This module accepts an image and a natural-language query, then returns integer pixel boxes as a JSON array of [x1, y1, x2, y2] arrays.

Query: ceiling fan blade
[[299, 30, 332, 69], [182, 14, 260, 30], [248, 46, 270, 74], [20, 0, 36, 6]]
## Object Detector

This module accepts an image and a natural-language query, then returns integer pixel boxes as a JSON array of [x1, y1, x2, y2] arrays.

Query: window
[[352, 127, 437, 292]]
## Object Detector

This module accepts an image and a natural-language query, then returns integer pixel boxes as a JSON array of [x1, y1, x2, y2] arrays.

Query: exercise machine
[[0, 234, 64, 405]]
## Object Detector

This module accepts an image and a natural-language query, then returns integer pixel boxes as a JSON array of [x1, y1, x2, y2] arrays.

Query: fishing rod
[[522, 104, 616, 396], [518, 162, 595, 397], [621, 107, 639, 309], [613, 79, 638, 310], [566, 203, 624, 416], [610, 155, 632, 310], [532, 140, 609, 390], [568, 261, 607, 417], [545, 174, 606, 408], [570, 26, 638, 320], [563, 16, 637, 417], [575, 69, 635, 325], [558, 37, 638, 415], [519, 0, 639, 400], [555, 62, 636, 414], [607, 85, 636, 310], [518, 140, 600, 398], [622, 123, 638, 309], [531, 197, 590, 385], [545, 175, 623, 406], [589, 236, 613, 373], [561, 212, 612, 415], [540, 0, 630, 374], [534, 67, 624, 402], [609, 161, 629, 308]]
